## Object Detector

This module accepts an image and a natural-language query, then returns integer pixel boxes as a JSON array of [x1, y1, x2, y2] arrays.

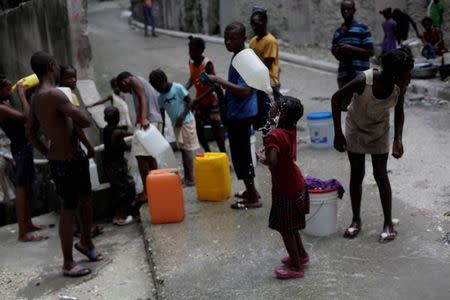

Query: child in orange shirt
[[185, 36, 226, 153]]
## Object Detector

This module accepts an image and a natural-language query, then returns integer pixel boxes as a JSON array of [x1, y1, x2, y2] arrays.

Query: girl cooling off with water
[[256, 96, 309, 279]]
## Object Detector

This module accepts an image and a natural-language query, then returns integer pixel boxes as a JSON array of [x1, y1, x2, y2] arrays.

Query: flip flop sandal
[[378, 230, 397, 244], [274, 266, 304, 279], [63, 263, 92, 277], [234, 191, 262, 200], [234, 190, 248, 199], [343, 226, 361, 239], [74, 243, 104, 262], [230, 201, 262, 210], [281, 255, 310, 267], [116, 216, 134, 226]]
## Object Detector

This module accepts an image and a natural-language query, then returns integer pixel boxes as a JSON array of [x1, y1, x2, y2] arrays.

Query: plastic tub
[[304, 189, 339, 236], [306, 112, 334, 149]]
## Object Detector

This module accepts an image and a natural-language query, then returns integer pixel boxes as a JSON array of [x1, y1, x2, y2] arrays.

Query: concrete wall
[[132, 0, 220, 35], [0, 0, 91, 82], [143, 0, 448, 48], [0, 0, 72, 81]]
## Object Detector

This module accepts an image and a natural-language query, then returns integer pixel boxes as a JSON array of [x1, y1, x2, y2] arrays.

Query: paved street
[[1, 1, 449, 299], [87, 2, 450, 299]]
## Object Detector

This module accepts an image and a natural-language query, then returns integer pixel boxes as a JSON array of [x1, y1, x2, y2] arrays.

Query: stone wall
[[144, 0, 448, 48], [132, 0, 220, 35], [0, 0, 72, 81], [0, 0, 91, 82]]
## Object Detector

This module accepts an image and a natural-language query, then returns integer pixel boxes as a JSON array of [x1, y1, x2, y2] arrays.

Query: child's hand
[[392, 139, 403, 159], [333, 132, 346, 152], [87, 145, 95, 158], [256, 150, 266, 164], [175, 116, 184, 127]]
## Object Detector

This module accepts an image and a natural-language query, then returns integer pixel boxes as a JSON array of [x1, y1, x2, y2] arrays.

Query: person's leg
[[143, 6, 150, 36], [136, 156, 150, 200], [23, 184, 36, 230], [211, 121, 226, 153], [345, 151, 365, 237], [59, 208, 77, 269], [181, 149, 195, 186], [195, 116, 210, 152], [16, 186, 32, 241], [281, 232, 302, 270], [371, 153, 396, 240], [294, 231, 308, 258], [77, 193, 95, 249], [149, 7, 157, 36]]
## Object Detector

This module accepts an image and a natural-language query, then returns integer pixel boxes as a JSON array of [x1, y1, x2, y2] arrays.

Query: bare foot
[[18, 233, 47, 242]]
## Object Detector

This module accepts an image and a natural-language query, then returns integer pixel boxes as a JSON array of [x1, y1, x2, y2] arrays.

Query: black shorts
[[104, 159, 136, 214], [11, 143, 35, 187], [227, 119, 255, 180], [49, 147, 91, 210]]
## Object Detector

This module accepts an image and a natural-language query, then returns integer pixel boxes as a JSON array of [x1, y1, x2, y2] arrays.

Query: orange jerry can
[[146, 168, 184, 224], [194, 152, 231, 201]]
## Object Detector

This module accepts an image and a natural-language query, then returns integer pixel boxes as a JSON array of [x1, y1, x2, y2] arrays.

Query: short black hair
[[104, 106, 119, 124], [116, 71, 133, 84], [188, 36, 205, 52], [149, 69, 167, 87], [251, 7, 268, 23], [380, 7, 392, 18], [422, 16, 433, 27], [280, 95, 304, 126], [30, 51, 53, 77], [225, 22, 246, 37], [60, 64, 76, 77], [341, 0, 355, 8], [0, 74, 8, 89], [381, 48, 414, 75], [110, 77, 117, 87]]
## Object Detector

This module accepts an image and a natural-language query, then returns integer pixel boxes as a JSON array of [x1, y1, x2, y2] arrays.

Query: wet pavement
[[1, 1, 450, 299], [0, 213, 154, 300]]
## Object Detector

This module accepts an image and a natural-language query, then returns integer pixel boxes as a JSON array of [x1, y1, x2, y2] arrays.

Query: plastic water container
[[250, 132, 257, 167], [304, 189, 339, 236], [443, 52, 450, 65], [232, 48, 272, 95], [12, 74, 39, 92], [135, 125, 177, 169], [146, 168, 184, 224], [306, 112, 334, 149], [89, 158, 100, 190], [195, 153, 231, 201]]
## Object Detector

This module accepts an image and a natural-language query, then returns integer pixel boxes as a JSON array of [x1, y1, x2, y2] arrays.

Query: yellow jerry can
[[12, 74, 39, 92], [194, 152, 231, 201]]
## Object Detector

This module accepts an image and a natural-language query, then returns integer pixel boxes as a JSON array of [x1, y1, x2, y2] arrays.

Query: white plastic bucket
[[304, 189, 338, 236], [306, 112, 334, 149], [232, 48, 272, 95]]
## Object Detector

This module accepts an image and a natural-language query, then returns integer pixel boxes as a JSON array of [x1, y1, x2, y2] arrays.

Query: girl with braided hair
[[331, 48, 414, 243]]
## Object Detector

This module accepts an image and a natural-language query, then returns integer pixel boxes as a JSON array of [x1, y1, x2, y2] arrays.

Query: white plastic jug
[[135, 125, 177, 169], [232, 48, 272, 95], [89, 158, 100, 190]]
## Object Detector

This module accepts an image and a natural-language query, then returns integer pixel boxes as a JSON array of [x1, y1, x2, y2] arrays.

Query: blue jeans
[[143, 5, 155, 35]]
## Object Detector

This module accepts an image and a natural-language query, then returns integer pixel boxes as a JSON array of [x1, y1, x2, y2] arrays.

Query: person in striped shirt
[[332, 0, 374, 96]]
